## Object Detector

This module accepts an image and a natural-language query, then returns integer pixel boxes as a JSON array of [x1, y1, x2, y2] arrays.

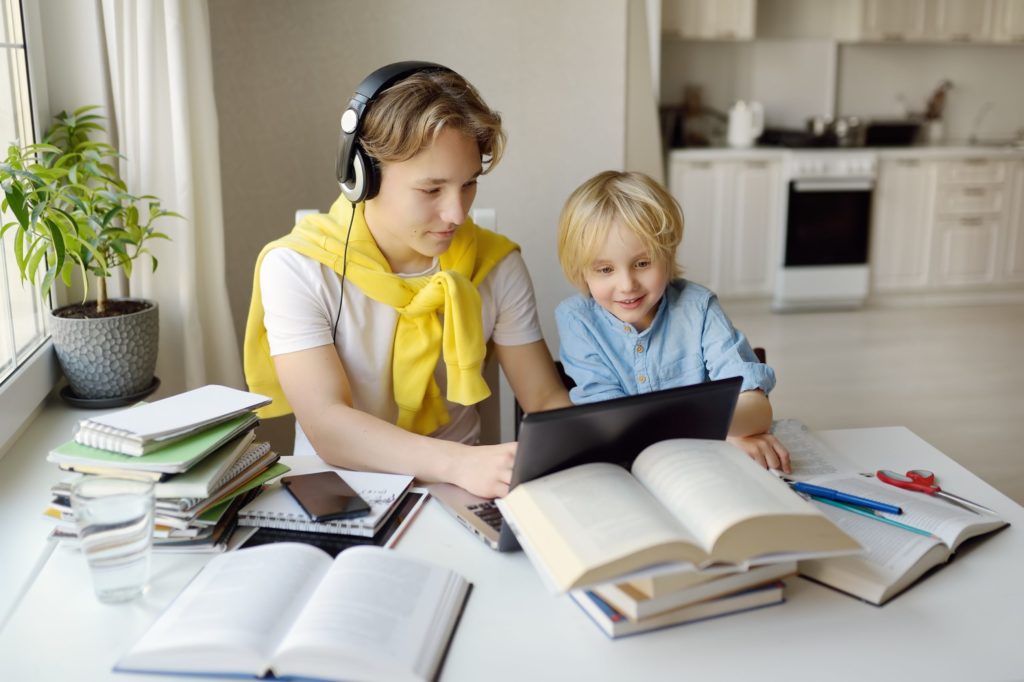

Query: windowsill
[[0, 384, 93, 630], [0, 340, 62, 459]]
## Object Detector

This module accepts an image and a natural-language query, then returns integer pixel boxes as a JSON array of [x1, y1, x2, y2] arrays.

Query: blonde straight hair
[[359, 69, 506, 173], [557, 171, 684, 292]]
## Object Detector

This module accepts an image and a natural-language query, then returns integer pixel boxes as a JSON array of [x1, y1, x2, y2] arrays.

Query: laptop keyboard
[[467, 501, 504, 531]]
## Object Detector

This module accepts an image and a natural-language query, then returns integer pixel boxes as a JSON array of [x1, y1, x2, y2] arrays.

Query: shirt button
[[635, 344, 644, 353], [623, 325, 631, 333], [638, 375, 647, 384]]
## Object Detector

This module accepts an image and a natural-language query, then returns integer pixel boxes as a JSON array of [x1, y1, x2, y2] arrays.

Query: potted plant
[[0, 105, 180, 404]]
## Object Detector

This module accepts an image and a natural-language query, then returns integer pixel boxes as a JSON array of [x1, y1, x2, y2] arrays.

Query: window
[[0, 0, 45, 388]]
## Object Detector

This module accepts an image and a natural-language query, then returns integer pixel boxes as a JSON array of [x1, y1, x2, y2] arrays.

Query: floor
[[725, 299, 1024, 505]]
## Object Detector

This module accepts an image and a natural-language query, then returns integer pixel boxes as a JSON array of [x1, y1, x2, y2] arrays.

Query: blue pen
[[791, 481, 903, 515]]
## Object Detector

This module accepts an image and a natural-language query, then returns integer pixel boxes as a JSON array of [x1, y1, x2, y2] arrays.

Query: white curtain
[[99, 0, 243, 393]]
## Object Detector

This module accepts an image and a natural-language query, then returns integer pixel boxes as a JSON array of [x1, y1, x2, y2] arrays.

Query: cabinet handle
[[688, 162, 712, 170], [882, 32, 905, 41], [965, 159, 989, 166], [962, 187, 986, 197], [950, 33, 971, 41], [896, 159, 920, 167], [959, 217, 984, 226], [744, 161, 769, 169]]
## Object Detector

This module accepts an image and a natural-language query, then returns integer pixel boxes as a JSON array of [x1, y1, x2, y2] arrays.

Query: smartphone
[[281, 472, 372, 522]]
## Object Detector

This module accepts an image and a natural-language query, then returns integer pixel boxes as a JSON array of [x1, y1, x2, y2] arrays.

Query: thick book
[[496, 438, 860, 593], [794, 472, 1007, 605], [594, 560, 798, 620], [115, 544, 470, 682], [73, 384, 270, 455], [47, 414, 258, 474], [237, 462, 413, 538], [570, 581, 785, 639]]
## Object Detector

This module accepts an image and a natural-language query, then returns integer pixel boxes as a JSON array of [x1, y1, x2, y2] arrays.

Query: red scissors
[[876, 469, 995, 515]]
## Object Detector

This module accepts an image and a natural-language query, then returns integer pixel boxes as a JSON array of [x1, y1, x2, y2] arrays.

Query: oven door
[[784, 178, 873, 267]]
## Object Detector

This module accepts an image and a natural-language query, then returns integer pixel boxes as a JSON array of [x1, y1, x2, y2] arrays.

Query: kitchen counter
[[669, 144, 1024, 161]]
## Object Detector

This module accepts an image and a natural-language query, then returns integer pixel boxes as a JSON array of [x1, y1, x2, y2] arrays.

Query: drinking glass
[[71, 477, 155, 603]]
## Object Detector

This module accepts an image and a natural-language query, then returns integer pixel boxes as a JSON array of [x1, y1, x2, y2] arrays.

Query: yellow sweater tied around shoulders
[[243, 195, 518, 435]]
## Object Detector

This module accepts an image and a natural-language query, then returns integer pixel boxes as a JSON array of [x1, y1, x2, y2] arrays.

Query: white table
[[1, 426, 1022, 681]]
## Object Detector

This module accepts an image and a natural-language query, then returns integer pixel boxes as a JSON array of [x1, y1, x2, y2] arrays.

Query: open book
[[116, 544, 469, 682], [496, 439, 860, 593], [795, 472, 1007, 604]]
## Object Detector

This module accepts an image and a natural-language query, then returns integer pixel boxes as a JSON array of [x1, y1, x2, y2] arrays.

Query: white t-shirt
[[260, 248, 543, 454]]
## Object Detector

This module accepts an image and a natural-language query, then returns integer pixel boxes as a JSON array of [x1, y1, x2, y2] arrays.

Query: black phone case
[[281, 472, 372, 522]]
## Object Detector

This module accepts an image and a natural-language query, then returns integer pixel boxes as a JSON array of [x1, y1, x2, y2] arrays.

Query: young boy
[[555, 170, 790, 472]]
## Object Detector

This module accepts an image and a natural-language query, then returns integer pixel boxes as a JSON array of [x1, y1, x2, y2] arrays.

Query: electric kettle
[[727, 101, 764, 148]]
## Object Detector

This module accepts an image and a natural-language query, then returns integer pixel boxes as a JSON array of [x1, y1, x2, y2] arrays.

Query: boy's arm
[[727, 390, 791, 472], [555, 304, 629, 403]]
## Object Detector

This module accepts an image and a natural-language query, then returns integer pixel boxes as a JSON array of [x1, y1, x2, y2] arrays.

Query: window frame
[[0, 0, 58, 458]]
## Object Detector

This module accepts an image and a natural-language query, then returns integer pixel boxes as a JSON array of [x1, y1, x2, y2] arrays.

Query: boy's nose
[[440, 193, 468, 226]]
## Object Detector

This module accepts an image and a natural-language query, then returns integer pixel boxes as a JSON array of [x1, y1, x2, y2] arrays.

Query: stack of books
[[45, 385, 285, 552], [571, 562, 794, 638]]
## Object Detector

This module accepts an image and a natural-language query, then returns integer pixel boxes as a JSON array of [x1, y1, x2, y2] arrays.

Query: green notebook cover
[[198, 463, 290, 524], [47, 414, 259, 474]]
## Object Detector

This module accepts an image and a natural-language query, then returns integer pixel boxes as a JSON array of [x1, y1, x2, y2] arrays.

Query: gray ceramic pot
[[49, 299, 159, 399]]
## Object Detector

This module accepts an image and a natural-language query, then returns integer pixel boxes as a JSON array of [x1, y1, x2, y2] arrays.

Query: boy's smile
[[584, 222, 670, 332]]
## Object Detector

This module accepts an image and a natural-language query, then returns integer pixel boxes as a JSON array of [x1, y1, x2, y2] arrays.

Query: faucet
[[969, 101, 994, 145]]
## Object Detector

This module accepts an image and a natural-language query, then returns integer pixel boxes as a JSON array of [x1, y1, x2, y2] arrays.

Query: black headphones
[[335, 60, 453, 203]]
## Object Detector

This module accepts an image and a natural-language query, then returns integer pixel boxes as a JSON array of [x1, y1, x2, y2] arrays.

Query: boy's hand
[[727, 433, 792, 474]]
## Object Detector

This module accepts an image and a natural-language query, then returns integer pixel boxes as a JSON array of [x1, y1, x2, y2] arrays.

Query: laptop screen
[[510, 376, 742, 489]]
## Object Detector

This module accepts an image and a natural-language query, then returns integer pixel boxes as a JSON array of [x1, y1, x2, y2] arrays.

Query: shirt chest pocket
[[657, 355, 706, 386]]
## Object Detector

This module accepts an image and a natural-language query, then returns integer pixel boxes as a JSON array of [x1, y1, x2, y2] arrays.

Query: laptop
[[428, 376, 742, 551]]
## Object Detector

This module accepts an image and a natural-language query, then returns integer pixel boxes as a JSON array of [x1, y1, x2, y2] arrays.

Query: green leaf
[[4, 182, 29, 228], [43, 216, 66, 273]]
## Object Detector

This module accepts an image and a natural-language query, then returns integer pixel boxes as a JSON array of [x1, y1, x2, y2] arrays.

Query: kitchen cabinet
[[925, 0, 994, 42], [992, 0, 1024, 42], [860, 0, 927, 41], [871, 158, 935, 291], [668, 155, 782, 296], [662, 0, 756, 40], [930, 158, 1012, 286], [872, 154, 1023, 292], [1000, 161, 1024, 281]]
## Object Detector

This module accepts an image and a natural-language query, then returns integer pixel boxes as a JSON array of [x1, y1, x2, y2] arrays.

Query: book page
[[503, 463, 703, 575], [117, 543, 330, 675], [273, 546, 466, 682], [808, 474, 1006, 548], [771, 419, 858, 480], [632, 440, 817, 553]]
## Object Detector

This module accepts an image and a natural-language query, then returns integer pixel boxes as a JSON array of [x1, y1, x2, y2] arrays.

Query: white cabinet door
[[992, 0, 1024, 42], [719, 160, 781, 296], [871, 158, 935, 291], [861, 0, 927, 40], [670, 158, 722, 289], [925, 0, 993, 42], [931, 216, 1001, 285], [1002, 161, 1024, 281], [668, 156, 781, 297], [662, 0, 756, 40]]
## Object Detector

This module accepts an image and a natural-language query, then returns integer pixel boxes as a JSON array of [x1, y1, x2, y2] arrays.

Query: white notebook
[[237, 457, 413, 538], [73, 385, 271, 455]]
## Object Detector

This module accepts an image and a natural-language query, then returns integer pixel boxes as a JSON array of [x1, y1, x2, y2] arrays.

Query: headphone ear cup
[[340, 148, 369, 203], [362, 153, 382, 201]]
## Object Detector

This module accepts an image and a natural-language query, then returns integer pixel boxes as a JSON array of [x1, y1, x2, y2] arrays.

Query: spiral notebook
[[237, 457, 414, 538], [73, 385, 271, 455]]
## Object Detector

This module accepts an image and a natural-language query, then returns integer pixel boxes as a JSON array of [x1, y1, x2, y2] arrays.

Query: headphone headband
[[336, 61, 453, 203]]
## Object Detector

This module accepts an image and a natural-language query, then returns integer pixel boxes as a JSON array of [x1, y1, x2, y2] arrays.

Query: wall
[[208, 0, 634, 356]]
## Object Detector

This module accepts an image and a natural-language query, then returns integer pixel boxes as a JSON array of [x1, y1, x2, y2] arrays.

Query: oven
[[773, 152, 877, 311]]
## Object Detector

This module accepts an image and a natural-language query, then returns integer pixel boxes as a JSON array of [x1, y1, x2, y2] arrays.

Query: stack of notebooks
[[45, 385, 286, 552], [233, 456, 428, 556], [572, 562, 794, 638]]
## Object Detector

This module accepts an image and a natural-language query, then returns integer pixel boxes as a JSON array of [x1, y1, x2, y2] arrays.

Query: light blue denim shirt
[[555, 279, 775, 404]]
